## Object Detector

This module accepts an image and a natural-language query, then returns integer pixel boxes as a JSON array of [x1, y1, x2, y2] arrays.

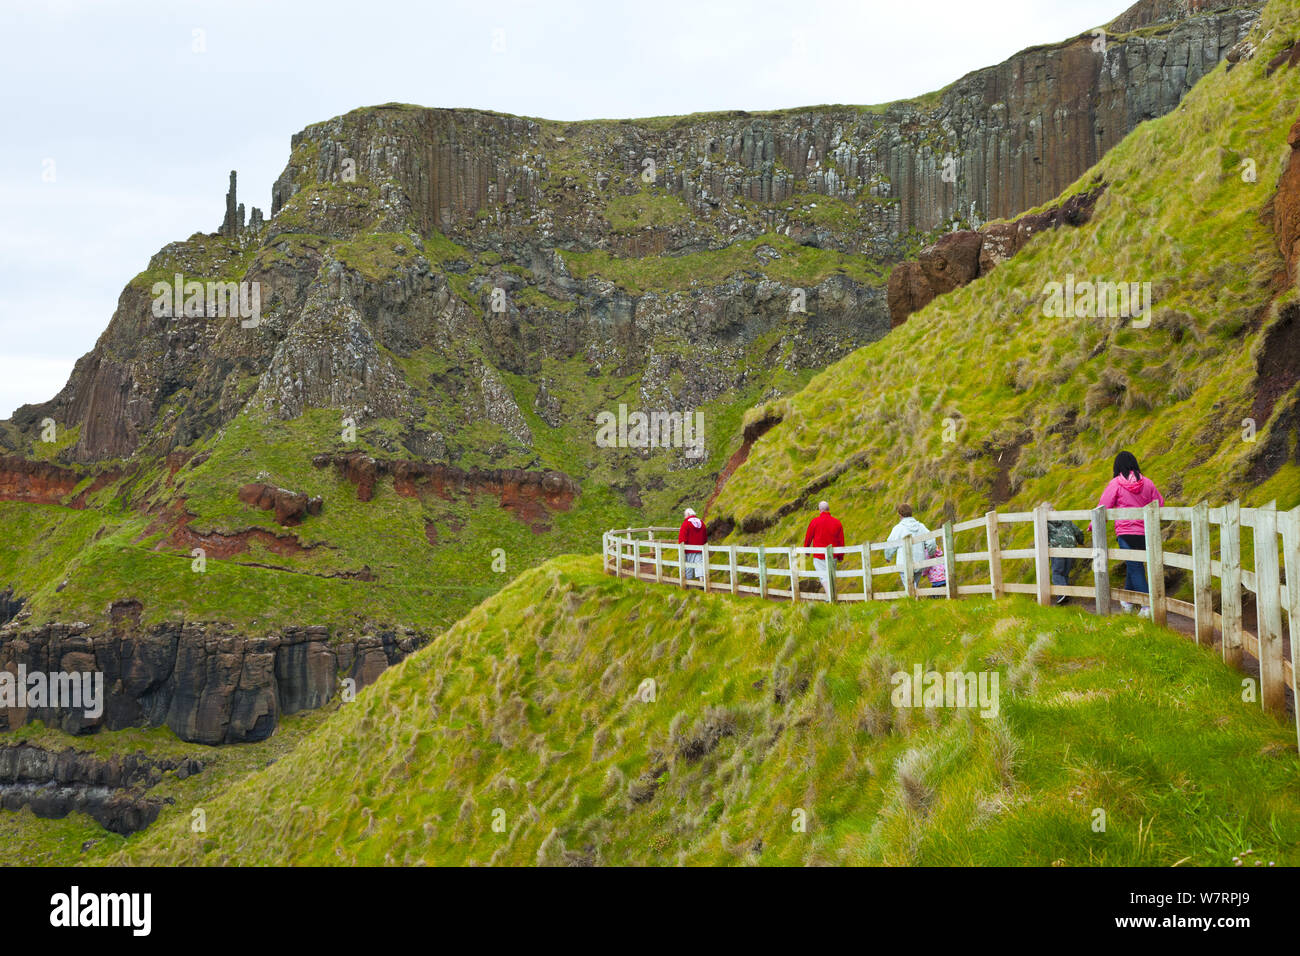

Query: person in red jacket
[[678, 507, 708, 580], [803, 500, 846, 595]]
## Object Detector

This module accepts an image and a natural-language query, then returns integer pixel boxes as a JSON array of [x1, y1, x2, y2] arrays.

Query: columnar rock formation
[[9, 2, 1259, 467], [0, 620, 428, 744], [220, 170, 263, 237], [270, 2, 1259, 248]]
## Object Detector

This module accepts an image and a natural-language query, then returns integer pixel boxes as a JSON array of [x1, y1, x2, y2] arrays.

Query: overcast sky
[[0, 0, 1127, 418]]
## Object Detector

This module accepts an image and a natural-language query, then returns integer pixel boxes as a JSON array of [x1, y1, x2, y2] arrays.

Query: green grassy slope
[[1, 409, 635, 636], [713, 0, 1300, 550], [110, 555, 1299, 866]]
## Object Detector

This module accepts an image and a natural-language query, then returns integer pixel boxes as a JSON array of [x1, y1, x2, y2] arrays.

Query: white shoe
[[1120, 601, 1134, 613], [1137, 607, 1151, 619]]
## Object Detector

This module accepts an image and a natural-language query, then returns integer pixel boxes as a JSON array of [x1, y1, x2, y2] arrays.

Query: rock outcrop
[[0, 742, 202, 834], [0, 620, 428, 744], [237, 481, 324, 526], [220, 170, 263, 238], [887, 186, 1106, 325], [0, 455, 121, 508], [313, 451, 580, 531]]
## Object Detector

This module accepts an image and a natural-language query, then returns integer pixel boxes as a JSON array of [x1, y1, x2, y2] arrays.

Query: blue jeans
[[1117, 534, 1147, 593], [1051, 557, 1073, 587]]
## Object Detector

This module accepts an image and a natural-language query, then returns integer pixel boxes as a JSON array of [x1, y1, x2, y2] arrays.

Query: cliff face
[[0, 618, 426, 745], [6, 2, 1260, 468], [272, 2, 1259, 247], [0, 743, 203, 834]]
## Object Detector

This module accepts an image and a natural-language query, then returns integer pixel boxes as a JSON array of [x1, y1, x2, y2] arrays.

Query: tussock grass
[[714, 1, 1300, 551], [107, 555, 1300, 866]]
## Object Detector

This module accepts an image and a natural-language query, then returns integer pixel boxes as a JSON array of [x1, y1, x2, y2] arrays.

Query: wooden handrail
[[604, 500, 1300, 747]]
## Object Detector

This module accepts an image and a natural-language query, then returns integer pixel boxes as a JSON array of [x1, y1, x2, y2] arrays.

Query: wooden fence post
[[679, 543, 687, 589], [1220, 501, 1243, 669], [729, 545, 738, 595], [1033, 503, 1051, 607], [1255, 503, 1285, 717], [1144, 501, 1166, 627], [789, 548, 800, 603], [902, 535, 916, 598], [702, 546, 712, 594], [1191, 501, 1213, 646], [986, 512, 1003, 598], [615, 537, 624, 578], [862, 544, 873, 601], [825, 545, 838, 604], [942, 522, 957, 599], [654, 542, 663, 584], [757, 547, 768, 600], [1090, 506, 1110, 615], [1280, 507, 1300, 746]]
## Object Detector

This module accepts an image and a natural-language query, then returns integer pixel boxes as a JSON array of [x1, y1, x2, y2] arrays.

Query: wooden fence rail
[[603, 502, 1299, 747]]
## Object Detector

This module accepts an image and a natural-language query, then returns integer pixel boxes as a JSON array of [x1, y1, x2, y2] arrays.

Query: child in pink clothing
[[925, 541, 947, 588], [1097, 450, 1165, 612]]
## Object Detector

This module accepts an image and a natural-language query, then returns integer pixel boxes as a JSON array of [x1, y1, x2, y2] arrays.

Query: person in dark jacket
[[1043, 500, 1086, 605]]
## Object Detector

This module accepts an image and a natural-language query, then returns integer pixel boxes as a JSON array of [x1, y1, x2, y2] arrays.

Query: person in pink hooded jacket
[[1097, 450, 1165, 615]]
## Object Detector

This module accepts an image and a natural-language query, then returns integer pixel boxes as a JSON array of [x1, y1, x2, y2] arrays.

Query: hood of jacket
[[895, 516, 927, 537], [1115, 472, 1147, 492]]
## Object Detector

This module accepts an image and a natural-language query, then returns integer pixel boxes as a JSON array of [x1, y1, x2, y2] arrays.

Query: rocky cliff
[[4, 1, 1260, 470], [0, 743, 202, 834], [271, 1, 1259, 250], [0, 616, 426, 744]]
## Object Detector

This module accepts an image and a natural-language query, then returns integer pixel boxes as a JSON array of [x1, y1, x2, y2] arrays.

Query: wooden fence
[[603, 503, 1300, 746]]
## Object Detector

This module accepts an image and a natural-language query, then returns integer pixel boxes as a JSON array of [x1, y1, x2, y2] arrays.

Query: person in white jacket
[[883, 503, 930, 591]]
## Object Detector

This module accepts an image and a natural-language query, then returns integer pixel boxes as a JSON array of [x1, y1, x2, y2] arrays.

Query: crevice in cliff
[[718, 450, 872, 537]]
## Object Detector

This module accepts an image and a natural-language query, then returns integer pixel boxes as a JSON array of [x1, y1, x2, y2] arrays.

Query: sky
[[0, 0, 1127, 419]]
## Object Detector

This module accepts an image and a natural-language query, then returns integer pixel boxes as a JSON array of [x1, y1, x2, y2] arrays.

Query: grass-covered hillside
[[109, 555, 1300, 866], [3, 407, 643, 637], [713, 0, 1300, 549]]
